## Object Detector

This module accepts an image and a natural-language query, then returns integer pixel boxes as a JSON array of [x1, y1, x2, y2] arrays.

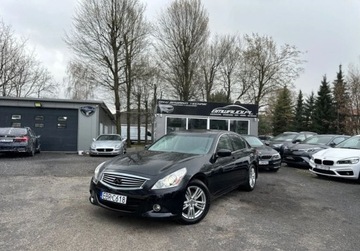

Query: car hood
[[313, 148, 360, 160], [103, 150, 203, 177], [254, 145, 278, 155], [93, 141, 122, 147], [291, 143, 328, 150]]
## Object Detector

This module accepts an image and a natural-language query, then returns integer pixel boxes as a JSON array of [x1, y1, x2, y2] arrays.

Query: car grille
[[259, 155, 272, 160], [314, 159, 334, 166], [101, 172, 148, 190], [96, 148, 114, 152]]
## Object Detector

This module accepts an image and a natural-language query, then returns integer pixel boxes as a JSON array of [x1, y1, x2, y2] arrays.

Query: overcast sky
[[1, 0, 360, 99]]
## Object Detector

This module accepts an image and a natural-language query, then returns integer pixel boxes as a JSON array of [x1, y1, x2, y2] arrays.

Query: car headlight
[[91, 143, 96, 149], [114, 144, 121, 150], [93, 161, 106, 184], [303, 147, 321, 153], [151, 168, 187, 190], [271, 153, 281, 160], [337, 158, 359, 165]]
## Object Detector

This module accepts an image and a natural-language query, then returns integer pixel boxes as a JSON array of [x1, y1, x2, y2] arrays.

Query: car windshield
[[272, 133, 297, 141], [244, 136, 264, 147], [148, 134, 214, 154], [302, 135, 333, 145], [336, 136, 360, 149], [97, 135, 121, 141]]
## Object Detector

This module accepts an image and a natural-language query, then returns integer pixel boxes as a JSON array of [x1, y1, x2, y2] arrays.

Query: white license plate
[[316, 165, 329, 170], [259, 160, 269, 165], [101, 192, 127, 204], [0, 139, 13, 142]]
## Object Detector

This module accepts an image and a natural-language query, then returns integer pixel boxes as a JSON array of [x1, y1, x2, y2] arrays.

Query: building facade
[[154, 99, 259, 140], [0, 97, 116, 152]]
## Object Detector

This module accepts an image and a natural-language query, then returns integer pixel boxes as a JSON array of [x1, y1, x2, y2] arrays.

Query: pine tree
[[313, 75, 336, 133], [332, 65, 349, 134], [272, 86, 294, 135], [303, 92, 316, 131], [293, 90, 305, 131]]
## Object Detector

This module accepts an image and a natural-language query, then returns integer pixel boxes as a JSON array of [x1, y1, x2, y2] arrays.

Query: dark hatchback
[[242, 135, 281, 172], [0, 127, 41, 156], [283, 134, 350, 168], [89, 130, 258, 224], [267, 131, 317, 156]]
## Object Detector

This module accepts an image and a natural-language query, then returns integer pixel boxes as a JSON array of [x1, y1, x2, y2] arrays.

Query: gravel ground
[[1, 151, 360, 251]]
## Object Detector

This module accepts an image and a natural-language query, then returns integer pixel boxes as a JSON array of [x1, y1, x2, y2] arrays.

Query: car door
[[207, 133, 240, 196], [229, 134, 252, 182]]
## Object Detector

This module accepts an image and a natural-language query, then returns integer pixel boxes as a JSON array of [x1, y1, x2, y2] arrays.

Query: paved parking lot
[[1, 152, 360, 251]]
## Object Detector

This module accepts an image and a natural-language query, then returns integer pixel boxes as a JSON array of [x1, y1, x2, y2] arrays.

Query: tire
[[178, 180, 210, 225], [241, 164, 257, 191]]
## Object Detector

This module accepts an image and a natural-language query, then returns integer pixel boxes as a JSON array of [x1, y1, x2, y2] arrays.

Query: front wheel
[[178, 180, 210, 225]]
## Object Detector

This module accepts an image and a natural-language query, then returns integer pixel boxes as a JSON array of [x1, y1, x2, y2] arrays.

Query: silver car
[[90, 134, 126, 156]]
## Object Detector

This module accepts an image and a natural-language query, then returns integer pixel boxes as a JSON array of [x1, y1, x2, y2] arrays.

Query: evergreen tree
[[332, 65, 349, 134], [272, 86, 294, 135], [293, 90, 305, 131], [303, 92, 316, 131], [313, 75, 336, 133]]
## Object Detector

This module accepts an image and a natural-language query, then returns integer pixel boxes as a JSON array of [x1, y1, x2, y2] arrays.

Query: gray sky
[[1, 0, 360, 98]]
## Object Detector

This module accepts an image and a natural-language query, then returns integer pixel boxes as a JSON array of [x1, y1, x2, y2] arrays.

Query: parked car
[[258, 135, 273, 143], [283, 134, 350, 168], [89, 130, 258, 224], [242, 135, 281, 172], [309, 135, 360, 182], [0, 127, 40, 156], [90, 134, 127, 156], [267, 131, 317, 157]]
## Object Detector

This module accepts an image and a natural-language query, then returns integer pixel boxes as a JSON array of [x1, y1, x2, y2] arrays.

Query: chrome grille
[[101, 172, 148, 190], [259, 155, 272, 160]]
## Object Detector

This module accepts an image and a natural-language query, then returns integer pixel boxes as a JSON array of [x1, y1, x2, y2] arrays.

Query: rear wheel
[[179, 180, 210, 225], [241, 164, 257, 191]]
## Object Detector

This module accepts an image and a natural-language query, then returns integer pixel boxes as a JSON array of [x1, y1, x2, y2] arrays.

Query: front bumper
[[89, 178, 185, 219], [309, 163, 360, 180], [89, 149, 122, 156], [283, 153, 311, 167], [258, 159, 282, 170]]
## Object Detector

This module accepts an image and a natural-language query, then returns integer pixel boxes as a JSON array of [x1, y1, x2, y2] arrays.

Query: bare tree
[[154, 0, 209, 101], [200, 35, 229, 101], [65, 0, 149, 134], [241, 33, 305, 107], [65, 60, 98, 100], [347, 61, 360, 134]]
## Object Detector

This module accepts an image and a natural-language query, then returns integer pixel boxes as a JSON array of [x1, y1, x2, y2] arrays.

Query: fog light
[[153, 204, 161, 212]]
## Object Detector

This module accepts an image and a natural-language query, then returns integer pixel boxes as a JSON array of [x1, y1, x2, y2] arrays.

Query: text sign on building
[[157, 100, 258, 118]]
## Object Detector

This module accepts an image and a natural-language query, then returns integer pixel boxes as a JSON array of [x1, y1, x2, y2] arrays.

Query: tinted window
[[217, 134, 233, 151], [231, 134, 247, 149]]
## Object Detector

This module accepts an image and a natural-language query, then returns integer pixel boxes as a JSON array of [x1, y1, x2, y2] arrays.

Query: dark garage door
[[0, 106, 78, 151]]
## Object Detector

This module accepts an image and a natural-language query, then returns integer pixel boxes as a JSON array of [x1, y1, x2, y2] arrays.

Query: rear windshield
[[0, 128, 27, 136]]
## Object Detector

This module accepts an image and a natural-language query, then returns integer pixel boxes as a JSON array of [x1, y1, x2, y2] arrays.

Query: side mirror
[[217, 149, 232, 157], [329, 142, 336, 147], [292, 139, 301, 144], [92, 138, 96, 141]]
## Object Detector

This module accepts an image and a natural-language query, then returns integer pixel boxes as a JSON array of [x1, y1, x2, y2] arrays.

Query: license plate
[[259, 160, 269, 165], [316, 165, 329, 170], [100, 192, 127, 204], [0, 139, 13, 142]]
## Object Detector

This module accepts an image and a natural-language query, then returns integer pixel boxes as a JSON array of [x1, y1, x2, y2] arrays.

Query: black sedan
[[89, 130, 258, 224], [242, 135, 281, 172], [282, 134, 350, 168], [0, 127, 41, 156]]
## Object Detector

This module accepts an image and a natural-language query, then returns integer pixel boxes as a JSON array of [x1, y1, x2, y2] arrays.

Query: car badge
[[80, 106, 96, 117], [114, 178, 122, 184]]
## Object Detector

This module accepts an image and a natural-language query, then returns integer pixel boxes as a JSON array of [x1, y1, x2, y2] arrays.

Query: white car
[[90, 134, 126, 156], [309, 135, 360, 182]]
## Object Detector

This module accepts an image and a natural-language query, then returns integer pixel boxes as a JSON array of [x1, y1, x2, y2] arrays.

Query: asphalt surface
[[1, 151, 360, 251]]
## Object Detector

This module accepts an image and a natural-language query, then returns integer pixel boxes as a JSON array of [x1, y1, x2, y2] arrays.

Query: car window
[[332, 137, 347, 145], [217, 134, 233, 151], [230, 134, 248, 149], [242, 136, 263, 147], [336, 136, 360, 149]]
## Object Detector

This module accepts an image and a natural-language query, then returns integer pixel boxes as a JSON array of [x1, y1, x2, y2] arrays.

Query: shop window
[[11, 122, 21, 128], [188, 118, 207, 130], [230, 120, 249, 135], [11, 115, 21, 120], [57, 123, 67, 129], [35, 123, 44, 128], [210, 119, 228, 130], [167, 117, 186, 133], [35, 115, 44, 121]]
